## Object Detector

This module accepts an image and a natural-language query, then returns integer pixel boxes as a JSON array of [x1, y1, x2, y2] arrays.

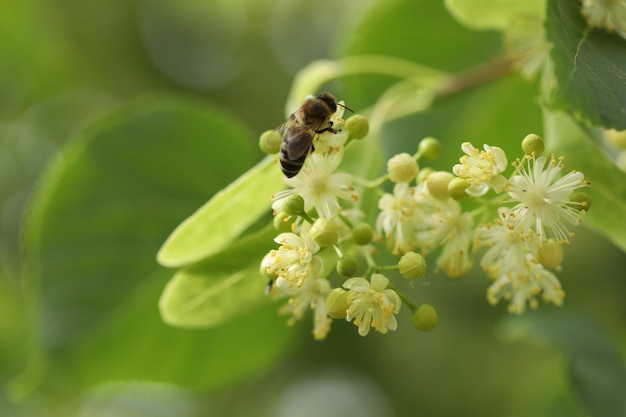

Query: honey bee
[[277, 92, 351, 178]]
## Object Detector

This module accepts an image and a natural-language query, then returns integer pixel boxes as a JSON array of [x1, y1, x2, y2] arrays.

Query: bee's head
[[316, 92, 338, 112], [317, 92, 353, 113]]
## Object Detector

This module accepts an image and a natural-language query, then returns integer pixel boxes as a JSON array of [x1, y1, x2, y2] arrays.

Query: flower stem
[[387, 281, 417, 312]]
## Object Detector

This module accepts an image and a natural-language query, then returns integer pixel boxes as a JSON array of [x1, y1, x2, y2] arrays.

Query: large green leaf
[[544, 109, 626, 253], [500, 313, 626, 417], [23, 97, 292, 389], [160, 224, 275, 328], [546, 0, 626, 129], [0, 90, 115, 280], [157, 155, 282, 268]]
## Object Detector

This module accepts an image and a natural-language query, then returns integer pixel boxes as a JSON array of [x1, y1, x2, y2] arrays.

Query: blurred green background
[[1, 0, 625, 416]]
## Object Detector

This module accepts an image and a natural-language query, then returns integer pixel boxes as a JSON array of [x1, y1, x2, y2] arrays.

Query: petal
[[370, 274, 389, 291], [466, 183, 489, 197], [343, 277, 370, 290]]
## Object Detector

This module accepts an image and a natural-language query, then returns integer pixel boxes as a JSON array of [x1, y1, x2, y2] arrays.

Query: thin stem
[[435, 55, 516, 99], [387, 281, 417, 312], [353, 173, 390, 189], [377, 264, 400, 272]]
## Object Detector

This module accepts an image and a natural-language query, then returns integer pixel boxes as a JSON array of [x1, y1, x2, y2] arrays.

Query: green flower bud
[[521, 133, 544, 156], [273, 212, 295, 233], [418, 137, 441, 160], [570, 191, 591, 213], [538, 240, 564, 270], [398, 251, 427, 280], [337, 255, 359, 278], [326, 288, 349, 319], [282, 194, 306, 217], [259, 129, 282, 154], [310, 218, 340, 247], [352, 223, 373, 245], [411, 304, 438, 331], [345, 114, 370, 140], [426, 171, 454, 200], [416, 167, 434, 184], [388, 153, 419, 183], [448, 177, 470, 201]]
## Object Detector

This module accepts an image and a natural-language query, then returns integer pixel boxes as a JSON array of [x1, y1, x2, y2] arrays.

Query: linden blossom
[[487, 259, 565, 314], [275, 148, 359, 219], [273, 277, 333, 341], [452, 142, 508, 197], [505, 154, 589, 244], [260, 232, 323, 288], [581, 0, 626, 34], [343, 274, 401, 336], [375, 183, 420, 255]]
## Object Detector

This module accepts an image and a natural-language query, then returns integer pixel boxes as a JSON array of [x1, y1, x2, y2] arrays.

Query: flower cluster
[[259, 95, 590, 339], [260, 100, 402, 340]]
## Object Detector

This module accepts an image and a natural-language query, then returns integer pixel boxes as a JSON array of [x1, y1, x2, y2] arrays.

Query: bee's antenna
[[338, 103, 354, 113]]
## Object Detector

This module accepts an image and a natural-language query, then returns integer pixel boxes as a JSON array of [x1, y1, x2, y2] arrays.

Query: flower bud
[[273, 212, 295, 233], [521, 133, 544, 156], [337, 255, 359, 278], [282, 194, 306, 217], [448, 177, 470, 201], [411, 304, 438, 331], [570, 191, 591, 213], [538, 240, 564, 270], [398, 251, 427, 280], [426, 171, 454, 200], [352, 223, 373, 245], [388, 153, 419, 183], [259, 129, 282, 154], [310, 218, 339, 247], [345, 114, 369, 140], [418, 137, 441, 160], [326, 288, 349, 319], [416, 167, 434, 184]]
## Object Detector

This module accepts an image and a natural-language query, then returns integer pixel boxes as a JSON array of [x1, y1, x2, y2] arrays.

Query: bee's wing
[[284, 127, 313, 160]]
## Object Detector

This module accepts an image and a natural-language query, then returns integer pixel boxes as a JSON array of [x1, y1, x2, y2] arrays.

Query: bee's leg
[[316, 122, 340, 134]]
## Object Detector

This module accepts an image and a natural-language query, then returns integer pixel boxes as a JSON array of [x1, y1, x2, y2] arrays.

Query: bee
[[277, 92, 351, 178]]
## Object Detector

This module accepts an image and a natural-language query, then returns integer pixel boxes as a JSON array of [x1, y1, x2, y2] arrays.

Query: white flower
[[261, 232, 323, 288], [410, 183, 474, 277], [581, 0, 626, 35], [277, 149, 358, 218], [487, 258, 565, 314], [452, 142, 508, 197], [376, 183, 420, 255], [343, 274, 401, 336], [505, 154, 589, 243], [434, 210, 474, 278], [475, 215, 537, 279], [277, 278, 333, 340]]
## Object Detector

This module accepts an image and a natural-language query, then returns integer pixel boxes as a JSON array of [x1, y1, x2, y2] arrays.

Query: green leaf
[[544, 109, 626, 253], [23, 97, 293, 389], [499, 312, 626, 417], [0, 89, 115, 279], [445, 0, 544, 31], [159, 224, 275, 328], [546, 0, 626, 129], [157, 155, 283, 268]]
